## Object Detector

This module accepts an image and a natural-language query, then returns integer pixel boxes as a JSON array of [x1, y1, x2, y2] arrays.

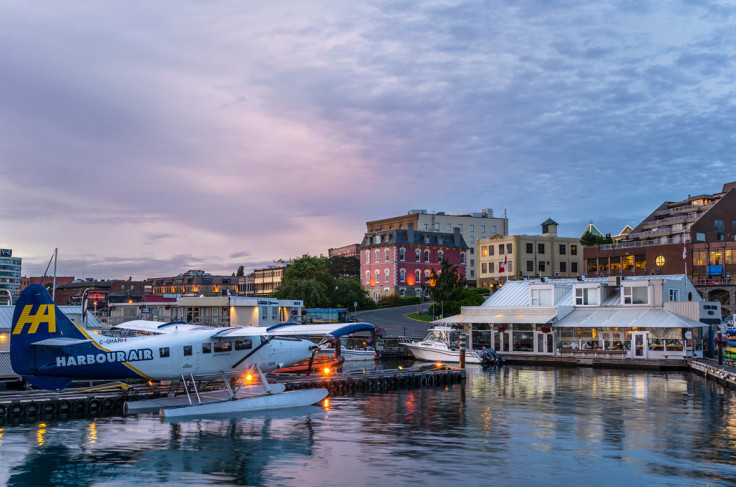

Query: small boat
[[404, 325, 503, 366], [272, 355, 345, 374], [316, 338, 376, 361]]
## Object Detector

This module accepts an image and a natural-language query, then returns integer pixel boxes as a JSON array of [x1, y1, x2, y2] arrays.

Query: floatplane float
[[10, 284, 375, 418]]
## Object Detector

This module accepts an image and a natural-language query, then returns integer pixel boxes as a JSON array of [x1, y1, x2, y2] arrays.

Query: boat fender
[[420, 376, 428, 388], [88, 398, 101, 411], [390, 377, 397, 388], [10, 402, 24, 417], [0, 404, 6, 417], [58, 400, 71, 413], [73, 399, 87, 412], [114, 397, 125, 410], [42, 402, 56, 415], [26, 402, 39, 416], [102, 398, 113, 410]]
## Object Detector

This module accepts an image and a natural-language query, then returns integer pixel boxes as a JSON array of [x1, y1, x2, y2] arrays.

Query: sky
[[1, 0, 735, 280]]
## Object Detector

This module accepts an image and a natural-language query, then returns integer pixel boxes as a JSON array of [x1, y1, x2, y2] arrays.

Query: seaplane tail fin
[[10, 284, 88, 387]]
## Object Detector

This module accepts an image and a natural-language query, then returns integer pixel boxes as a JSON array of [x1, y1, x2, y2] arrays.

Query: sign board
[[354, 301, 358, 307], [141, 307, 151, 313], [417, 305, 421, 312], [0, 249, 11, 257]]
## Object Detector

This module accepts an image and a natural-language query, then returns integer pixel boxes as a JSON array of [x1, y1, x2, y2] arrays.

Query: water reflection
[[1, 368, 736, 486]]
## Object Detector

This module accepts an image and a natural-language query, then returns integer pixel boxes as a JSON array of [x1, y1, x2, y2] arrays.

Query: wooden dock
[[0, 366, 465, 422]]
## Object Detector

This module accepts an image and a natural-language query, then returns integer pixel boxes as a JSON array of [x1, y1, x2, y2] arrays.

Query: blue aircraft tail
[[10, 284, 90, 390]]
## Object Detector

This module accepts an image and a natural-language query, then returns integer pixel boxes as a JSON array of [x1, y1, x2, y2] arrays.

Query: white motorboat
[[316, 338, 377, 361], [404, 325, 502, 365]]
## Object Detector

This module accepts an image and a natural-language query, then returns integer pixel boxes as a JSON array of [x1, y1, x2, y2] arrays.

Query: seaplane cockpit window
[[202, 343, 212, 354], [183, 345, 193, 356], [234, 339, 253, 351], [214, 341, 232, 353], [160, 347, 170, 358]]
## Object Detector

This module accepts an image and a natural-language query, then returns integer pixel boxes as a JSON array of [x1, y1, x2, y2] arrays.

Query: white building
[[436, 275, 718, 361]]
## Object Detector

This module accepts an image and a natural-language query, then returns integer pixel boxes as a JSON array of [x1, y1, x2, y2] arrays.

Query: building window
[[438, 250, 444, 261], [384, 269, 390, 283], [481, 225, 485, 233], [571, 245, 577, 256], [470, 259, 475, 267], [183, 345, 192, 356], [385, 249, 390, 261], [571, 262, 578, 273], [470, 248, 474, 255], [489, 245, 495, 256], [506, 243, 512, 254], [470, 236, 475, 244], [560, 262, 566, 273], [400, 269, 406, 283], [375, 270, 380, 285], [538, 261, 546, 273], [262, 307, 268, 320], [416, 249, 421, 262], [424, 250, 430, 262], [715, 220, 724, 232], [400, 248, 406, 261], [482, 263, 487, 274], [366, 271, 370, 285], [489, 262, 495, 273], [482, 246, 488, 256], [527, 260, 534, 272], [416, 270, 421, 284], [375, 250, 380, 263], [425, 270, 431, 283], [272, 307, 278, 319], [575, 287, 598, 305], [470, 269, 475, 278], [526, 243, 533, 253], [434, 223, 440, 230], [669, 289, 680, 301], [696, 232, 706, 242], [559, 244, 566, 255], [470, 224, 474, 231], [499, 244, 505, 255], [492, 226, 496, 234], [400, 288, 406, 297], [447, 223, 451, 230], [460, 253, 466, 265], [623, 286, 648, 305], [424, 224, 428, 230], [538, 243, 545, 254], [531, 289, 552, 306]]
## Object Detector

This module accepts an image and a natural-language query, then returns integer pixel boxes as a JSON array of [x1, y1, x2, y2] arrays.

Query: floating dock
[[0, 367, 465, 422]]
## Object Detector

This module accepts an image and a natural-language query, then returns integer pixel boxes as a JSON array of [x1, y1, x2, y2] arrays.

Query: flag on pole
[[683, 242, 687, 260], [499, 254, 507, 273]]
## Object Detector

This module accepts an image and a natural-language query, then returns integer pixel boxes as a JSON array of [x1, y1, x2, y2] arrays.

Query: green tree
[[273, 279, 329, 308], [422, 258, 469, 317], [325, 256, 360, 280], [236, 265, 245, 276], [580, 231, 599, 246]]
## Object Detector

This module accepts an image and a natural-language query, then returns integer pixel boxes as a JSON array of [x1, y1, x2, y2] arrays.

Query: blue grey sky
[[1, 0, 734, 279]]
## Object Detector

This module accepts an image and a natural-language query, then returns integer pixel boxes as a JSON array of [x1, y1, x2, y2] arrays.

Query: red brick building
[[360, 223, 468, 301]]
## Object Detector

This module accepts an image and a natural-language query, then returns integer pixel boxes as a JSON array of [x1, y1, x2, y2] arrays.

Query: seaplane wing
[[112, 320, 214, 334], [206, 323, 375, 339]]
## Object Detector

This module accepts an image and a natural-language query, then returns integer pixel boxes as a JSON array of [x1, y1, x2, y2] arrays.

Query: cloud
[[2, 0, 736, 279]]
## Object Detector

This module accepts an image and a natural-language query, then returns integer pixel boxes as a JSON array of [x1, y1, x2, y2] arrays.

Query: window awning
[[433, 311, 557, 324], [553, 308, 708, 328]]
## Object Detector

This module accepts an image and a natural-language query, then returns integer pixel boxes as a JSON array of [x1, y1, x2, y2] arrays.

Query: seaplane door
[[180, 343, 197, 374]]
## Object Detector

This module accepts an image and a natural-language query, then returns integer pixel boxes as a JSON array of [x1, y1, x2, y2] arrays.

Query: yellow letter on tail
[[12, 305, 57, 334]]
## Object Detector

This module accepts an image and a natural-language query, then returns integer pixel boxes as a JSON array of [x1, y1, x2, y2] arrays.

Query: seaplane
[[10, 284, 375, 418]]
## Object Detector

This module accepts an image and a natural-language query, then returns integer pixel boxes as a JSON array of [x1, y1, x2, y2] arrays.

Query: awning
[[433, 312, 557, 325], [554, 308, 708, 328]]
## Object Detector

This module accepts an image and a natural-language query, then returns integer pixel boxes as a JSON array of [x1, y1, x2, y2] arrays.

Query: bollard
[[459, 333, 466, 369]]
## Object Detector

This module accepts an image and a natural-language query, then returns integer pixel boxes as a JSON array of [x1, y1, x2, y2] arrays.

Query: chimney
[[407, 223, 414, 243], [453, 226, 461, 246]]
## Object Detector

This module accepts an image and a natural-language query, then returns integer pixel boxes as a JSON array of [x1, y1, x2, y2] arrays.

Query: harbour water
[[2, 366, 736, 486]]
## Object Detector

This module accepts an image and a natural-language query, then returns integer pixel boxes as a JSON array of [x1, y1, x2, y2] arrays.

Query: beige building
[[252, 260, 291, 297], [477, 219, 584, 290]]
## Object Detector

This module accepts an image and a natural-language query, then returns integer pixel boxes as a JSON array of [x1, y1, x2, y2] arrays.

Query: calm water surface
[[2, 366, 736, 486]]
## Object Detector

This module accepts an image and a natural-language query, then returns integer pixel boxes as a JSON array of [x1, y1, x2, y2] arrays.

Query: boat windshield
[[424, 329, 461, 348]]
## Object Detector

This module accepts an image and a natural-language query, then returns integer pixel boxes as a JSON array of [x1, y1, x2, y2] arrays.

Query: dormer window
[[623, 285, 649, 305], [575, 287, 599, 306], [531, 288, 553, 306]]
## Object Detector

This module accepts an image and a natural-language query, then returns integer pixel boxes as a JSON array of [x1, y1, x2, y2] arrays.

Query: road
[[355, 303, 434, 338]]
